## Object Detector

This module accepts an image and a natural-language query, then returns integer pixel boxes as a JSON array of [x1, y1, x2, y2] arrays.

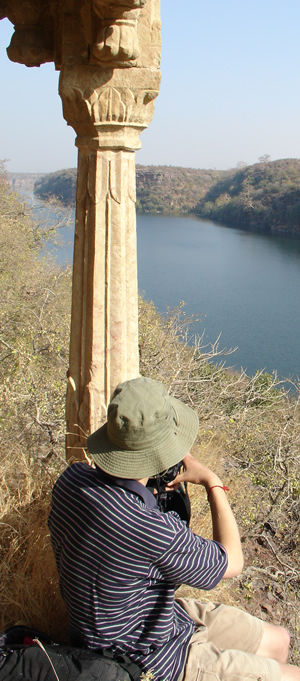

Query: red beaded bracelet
[[207, 485, 229, 500]]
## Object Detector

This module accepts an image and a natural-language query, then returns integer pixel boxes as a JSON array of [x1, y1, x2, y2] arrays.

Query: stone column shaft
[[60, 59, 160, 459], [66, 146, 139, 455]]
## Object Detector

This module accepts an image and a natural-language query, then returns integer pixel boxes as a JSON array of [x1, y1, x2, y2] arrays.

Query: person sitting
[[48, 376, 300, 681]]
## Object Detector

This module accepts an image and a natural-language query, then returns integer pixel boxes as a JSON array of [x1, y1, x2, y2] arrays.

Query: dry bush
[[0, 448, 67, 639], [0, 165, 71, 463], [0, 166, 70, 638], [138, 296, 238, 413]]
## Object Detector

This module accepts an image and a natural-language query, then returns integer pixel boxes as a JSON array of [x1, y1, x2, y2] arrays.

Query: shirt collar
[[95, 468, 158, 510]]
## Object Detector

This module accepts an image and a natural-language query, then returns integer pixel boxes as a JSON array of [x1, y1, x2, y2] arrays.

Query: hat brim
[[87, 396, 199, 479]]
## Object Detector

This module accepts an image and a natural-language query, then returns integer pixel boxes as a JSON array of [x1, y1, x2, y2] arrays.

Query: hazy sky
[[1, 0, 299, 173]]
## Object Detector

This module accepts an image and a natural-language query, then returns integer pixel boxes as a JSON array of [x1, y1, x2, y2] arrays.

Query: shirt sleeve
[[153, 520, 228, 590]]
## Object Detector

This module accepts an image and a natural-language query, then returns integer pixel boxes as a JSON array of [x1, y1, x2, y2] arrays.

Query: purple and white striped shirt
[[48, 463, 227, 681]]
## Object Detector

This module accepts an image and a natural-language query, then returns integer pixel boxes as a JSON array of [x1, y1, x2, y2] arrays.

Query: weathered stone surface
[[91, 0, 161, 69], [2, 0, 161, 70], [3, 0, 55, 66], [66, 147, 140, 457], [60, 65, 161, 151]]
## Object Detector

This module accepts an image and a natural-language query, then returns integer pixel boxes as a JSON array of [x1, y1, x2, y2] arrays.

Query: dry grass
[[0, 446, 68, 639]]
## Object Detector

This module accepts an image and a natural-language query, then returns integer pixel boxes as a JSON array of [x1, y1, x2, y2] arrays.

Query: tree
[[258, 154, 271, 164]]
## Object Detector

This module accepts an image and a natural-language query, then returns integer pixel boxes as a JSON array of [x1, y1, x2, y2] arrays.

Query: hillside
[[135, 165, 225, 214], [33, 159, 300, 234], [34, 168, 77, 205], [33, 165, 227, 214], [8, 172, 46, 193], [194, 158, 300, 235]]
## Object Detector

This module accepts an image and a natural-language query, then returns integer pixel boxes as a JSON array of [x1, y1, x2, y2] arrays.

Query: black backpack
[[0, 626, 142, 681]]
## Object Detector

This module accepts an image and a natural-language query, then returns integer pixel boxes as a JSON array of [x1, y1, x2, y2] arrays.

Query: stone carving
[[92, 17, 141, 65], [2, 0, 54, 66], [150, 19, 161, 45], [62, 84, 158, 127], [59, 60, 160, 458], [59, 66, 161, 153], [92, 0, 148, 66], [93, 0, 148, 9], [3, 0, 160, 71], [7, 27, 54, 66]]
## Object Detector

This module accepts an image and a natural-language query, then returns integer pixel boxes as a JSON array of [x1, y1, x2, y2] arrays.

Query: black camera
[[157, 461, 182, 486], [147, 461, 190, 525]]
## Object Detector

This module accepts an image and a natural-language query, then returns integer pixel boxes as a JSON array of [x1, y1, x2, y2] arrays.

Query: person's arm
[[166, 452, 244, 579]]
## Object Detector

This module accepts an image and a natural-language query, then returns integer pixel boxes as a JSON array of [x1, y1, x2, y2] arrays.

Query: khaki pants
[[177, 599, 281, 681]]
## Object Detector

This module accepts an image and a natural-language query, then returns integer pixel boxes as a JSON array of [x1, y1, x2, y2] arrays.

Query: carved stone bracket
[[2, 0, 161, 71], [91, 0, 148, 66], [2, 0, 55, 66]]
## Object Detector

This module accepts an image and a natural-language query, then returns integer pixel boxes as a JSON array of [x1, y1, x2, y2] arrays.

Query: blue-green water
[[137, 215, 300, 382], [32, 193, 300, 382]]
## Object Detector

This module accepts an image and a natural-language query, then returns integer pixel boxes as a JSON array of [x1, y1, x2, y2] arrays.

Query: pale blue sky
[[1, 0, 299, 173]]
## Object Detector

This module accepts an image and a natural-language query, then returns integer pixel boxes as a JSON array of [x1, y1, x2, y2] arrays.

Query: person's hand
[[165, 452, 223, 492], [166, 453, 244, 579]]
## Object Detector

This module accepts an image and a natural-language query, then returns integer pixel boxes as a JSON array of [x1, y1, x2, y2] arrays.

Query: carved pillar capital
[[57, 0, 161, 151], [59, 65, 161, 152]]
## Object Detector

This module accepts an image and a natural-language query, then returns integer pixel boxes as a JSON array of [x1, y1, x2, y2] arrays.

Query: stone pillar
[[59, 2, 161, 459], [1, 0, 161, 460]]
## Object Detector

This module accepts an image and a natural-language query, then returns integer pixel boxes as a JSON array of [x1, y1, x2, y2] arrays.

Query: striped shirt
[[48, 463, 227, 681]]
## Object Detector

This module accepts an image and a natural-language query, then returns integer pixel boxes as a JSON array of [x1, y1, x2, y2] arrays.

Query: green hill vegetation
[[34, 165, 226, 214], [2, 166, 300, 660], [194, 158, 300, 235], [135, 166, 224, 214], [34, 168, 77, 205], [34, 159, 300, 234]]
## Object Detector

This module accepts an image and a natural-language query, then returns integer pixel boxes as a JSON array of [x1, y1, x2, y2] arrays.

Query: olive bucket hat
[[87, 376, 199, 479]]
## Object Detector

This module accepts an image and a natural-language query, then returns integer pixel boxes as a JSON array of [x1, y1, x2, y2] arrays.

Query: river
[[137, 215, 300, 382], [30, 195, 300, 383]]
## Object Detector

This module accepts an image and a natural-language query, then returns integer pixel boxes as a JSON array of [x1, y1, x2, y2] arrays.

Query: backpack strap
[[100, 649, 142, 681]]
